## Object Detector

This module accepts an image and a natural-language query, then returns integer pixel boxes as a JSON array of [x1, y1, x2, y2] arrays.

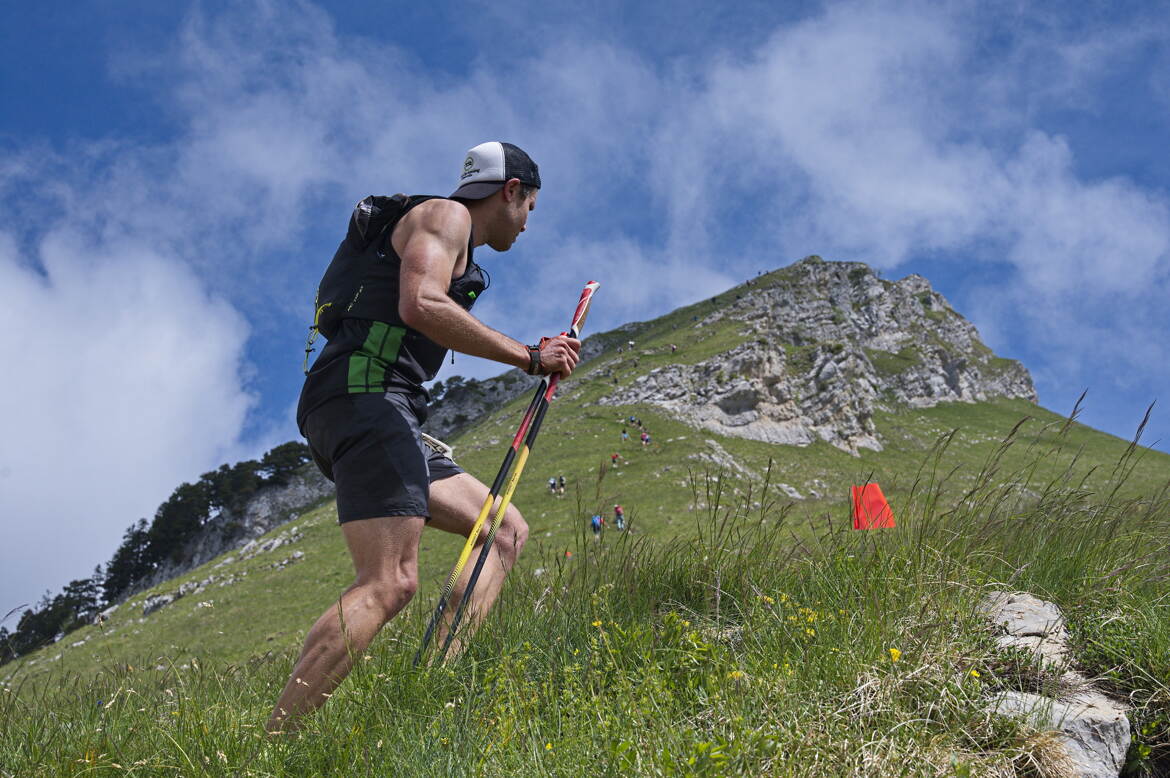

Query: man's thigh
[[341, 515, 426, 581], [427, 473, 517, 538]]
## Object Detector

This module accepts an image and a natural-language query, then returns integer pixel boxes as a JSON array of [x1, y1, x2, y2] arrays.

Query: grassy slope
[[11, 277, 1164, 689], [3, 422, 1167, 776], [4, 268, 1169, 774]]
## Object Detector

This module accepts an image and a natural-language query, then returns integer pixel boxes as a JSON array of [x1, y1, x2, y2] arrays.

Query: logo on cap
[[460, 155, 481, 181]]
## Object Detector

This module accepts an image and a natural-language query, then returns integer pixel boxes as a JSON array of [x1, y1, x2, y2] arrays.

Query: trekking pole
[[437, 281, 599, 661], [413, 379, 547, 666], [414, 281, 600, 665]]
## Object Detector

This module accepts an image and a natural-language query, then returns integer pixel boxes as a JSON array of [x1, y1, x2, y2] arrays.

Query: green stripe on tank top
[[347, 322, 406, 392]]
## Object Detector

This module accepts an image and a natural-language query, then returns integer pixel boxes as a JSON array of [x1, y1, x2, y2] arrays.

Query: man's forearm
[[406, 297, 530, 370]]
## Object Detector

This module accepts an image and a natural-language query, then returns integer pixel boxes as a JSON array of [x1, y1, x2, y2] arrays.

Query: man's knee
[[357, 572, 418, 621], [497, 507, 529, 561]]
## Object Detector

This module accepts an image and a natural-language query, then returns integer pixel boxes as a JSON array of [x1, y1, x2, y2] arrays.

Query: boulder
[[988, 690, 1130, 778], [142, 593, 176, 616], [979, 591, 1070, 669], [979, 591, 1130, 777]]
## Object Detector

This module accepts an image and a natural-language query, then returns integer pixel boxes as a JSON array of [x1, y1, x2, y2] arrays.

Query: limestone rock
[[988, 690, 1130, 778], [979, 590, 1130, 777], [777, 483, 804, 499], [979, 590, 1070, 669], [137, 466, 331, 594], [142, 593, 176, 616], [687, 439, 761, 481], [599, 258, 1035, 455], [94, 603, 118, 624], [424, 370, 540, 440], [239, 528, 304, 561], [271, 550, 305, 570]]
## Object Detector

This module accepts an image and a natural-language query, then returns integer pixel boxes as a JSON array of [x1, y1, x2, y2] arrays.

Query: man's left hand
[[537, 334, 581, 376]]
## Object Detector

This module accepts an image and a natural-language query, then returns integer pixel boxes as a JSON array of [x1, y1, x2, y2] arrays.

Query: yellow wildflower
[[727, 670, 745, 680], [592, 619, 602, 627], [969, 669, 980, 678], [888, 648, 902, 662], [546, 743, 553, 751]]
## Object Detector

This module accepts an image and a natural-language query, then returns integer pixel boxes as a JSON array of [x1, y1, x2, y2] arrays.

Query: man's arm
[[394, 200, 579, 375]]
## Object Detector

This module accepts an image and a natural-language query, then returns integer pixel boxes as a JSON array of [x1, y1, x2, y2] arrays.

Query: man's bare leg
[[266, 515, 424, 734], [427, 473, 529, 657]]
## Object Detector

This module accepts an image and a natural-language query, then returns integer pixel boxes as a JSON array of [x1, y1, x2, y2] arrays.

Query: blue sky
[[2, 0, 1169, 612]]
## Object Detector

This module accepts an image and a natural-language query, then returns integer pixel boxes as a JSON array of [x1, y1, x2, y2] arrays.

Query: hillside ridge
[[602, 257, 1035, 453], [1, 255, 1041, 669]]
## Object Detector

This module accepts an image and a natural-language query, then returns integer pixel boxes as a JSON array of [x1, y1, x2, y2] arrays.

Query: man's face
[[487, 183, 538, 252]]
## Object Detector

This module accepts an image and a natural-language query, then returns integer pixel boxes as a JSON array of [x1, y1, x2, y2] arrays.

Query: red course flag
[[852, 483, 895, 529]]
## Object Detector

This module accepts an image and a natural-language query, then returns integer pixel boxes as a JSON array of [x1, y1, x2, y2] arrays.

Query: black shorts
[[301, 391, 463, 524]]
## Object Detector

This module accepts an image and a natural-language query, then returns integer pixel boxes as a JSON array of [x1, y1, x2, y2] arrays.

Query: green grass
[[3, 416, 1169, 776], [866, 345, 922, 376], [5, 274, 1170, 773], [6, 344, 1167, 693], [1070, 589, 1170, 774]]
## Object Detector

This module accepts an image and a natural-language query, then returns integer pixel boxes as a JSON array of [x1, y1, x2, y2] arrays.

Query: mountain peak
[[597, 257, 1036, 454]]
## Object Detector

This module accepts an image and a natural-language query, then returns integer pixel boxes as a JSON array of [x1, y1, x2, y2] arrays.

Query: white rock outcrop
[[138, 469, 331, 594], [979, 591, 1130, 778], [600, 258, 1035, 455], [140, 528, 305, 617]]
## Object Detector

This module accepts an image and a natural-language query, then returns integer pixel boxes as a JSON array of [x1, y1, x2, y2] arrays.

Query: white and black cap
[[451, 141, 541, 200]]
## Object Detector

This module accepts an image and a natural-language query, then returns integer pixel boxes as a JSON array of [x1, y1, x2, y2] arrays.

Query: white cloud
[[644, 0, 1170, 404], [1005, 133, 1170, 296], [0, 230, 251, 609]]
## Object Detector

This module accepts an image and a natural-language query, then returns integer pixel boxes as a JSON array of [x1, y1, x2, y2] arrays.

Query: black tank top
[[296, 196, 486, 429]]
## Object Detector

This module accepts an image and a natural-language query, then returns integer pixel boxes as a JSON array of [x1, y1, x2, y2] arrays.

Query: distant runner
[[613, 504, 625, 531]]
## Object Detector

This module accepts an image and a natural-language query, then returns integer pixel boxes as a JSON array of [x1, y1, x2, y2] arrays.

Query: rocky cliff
[[421, 330, 619, 441], [424, 370, 541, 440], [136, 467, 333, 594], [599, 257, 1036, 454]]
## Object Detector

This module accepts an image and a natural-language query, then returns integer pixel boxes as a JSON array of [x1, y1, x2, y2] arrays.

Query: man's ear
[[501, 178, 522, 202]]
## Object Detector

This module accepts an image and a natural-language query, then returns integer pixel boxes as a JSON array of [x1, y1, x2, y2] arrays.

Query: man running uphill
[[268, 142, 579, 734]]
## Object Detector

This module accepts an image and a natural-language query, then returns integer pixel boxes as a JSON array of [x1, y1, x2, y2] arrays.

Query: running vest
[[297, 194, 486, 428]]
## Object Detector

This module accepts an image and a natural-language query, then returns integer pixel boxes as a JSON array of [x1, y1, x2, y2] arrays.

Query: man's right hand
[[537, 334, 581, 376]]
